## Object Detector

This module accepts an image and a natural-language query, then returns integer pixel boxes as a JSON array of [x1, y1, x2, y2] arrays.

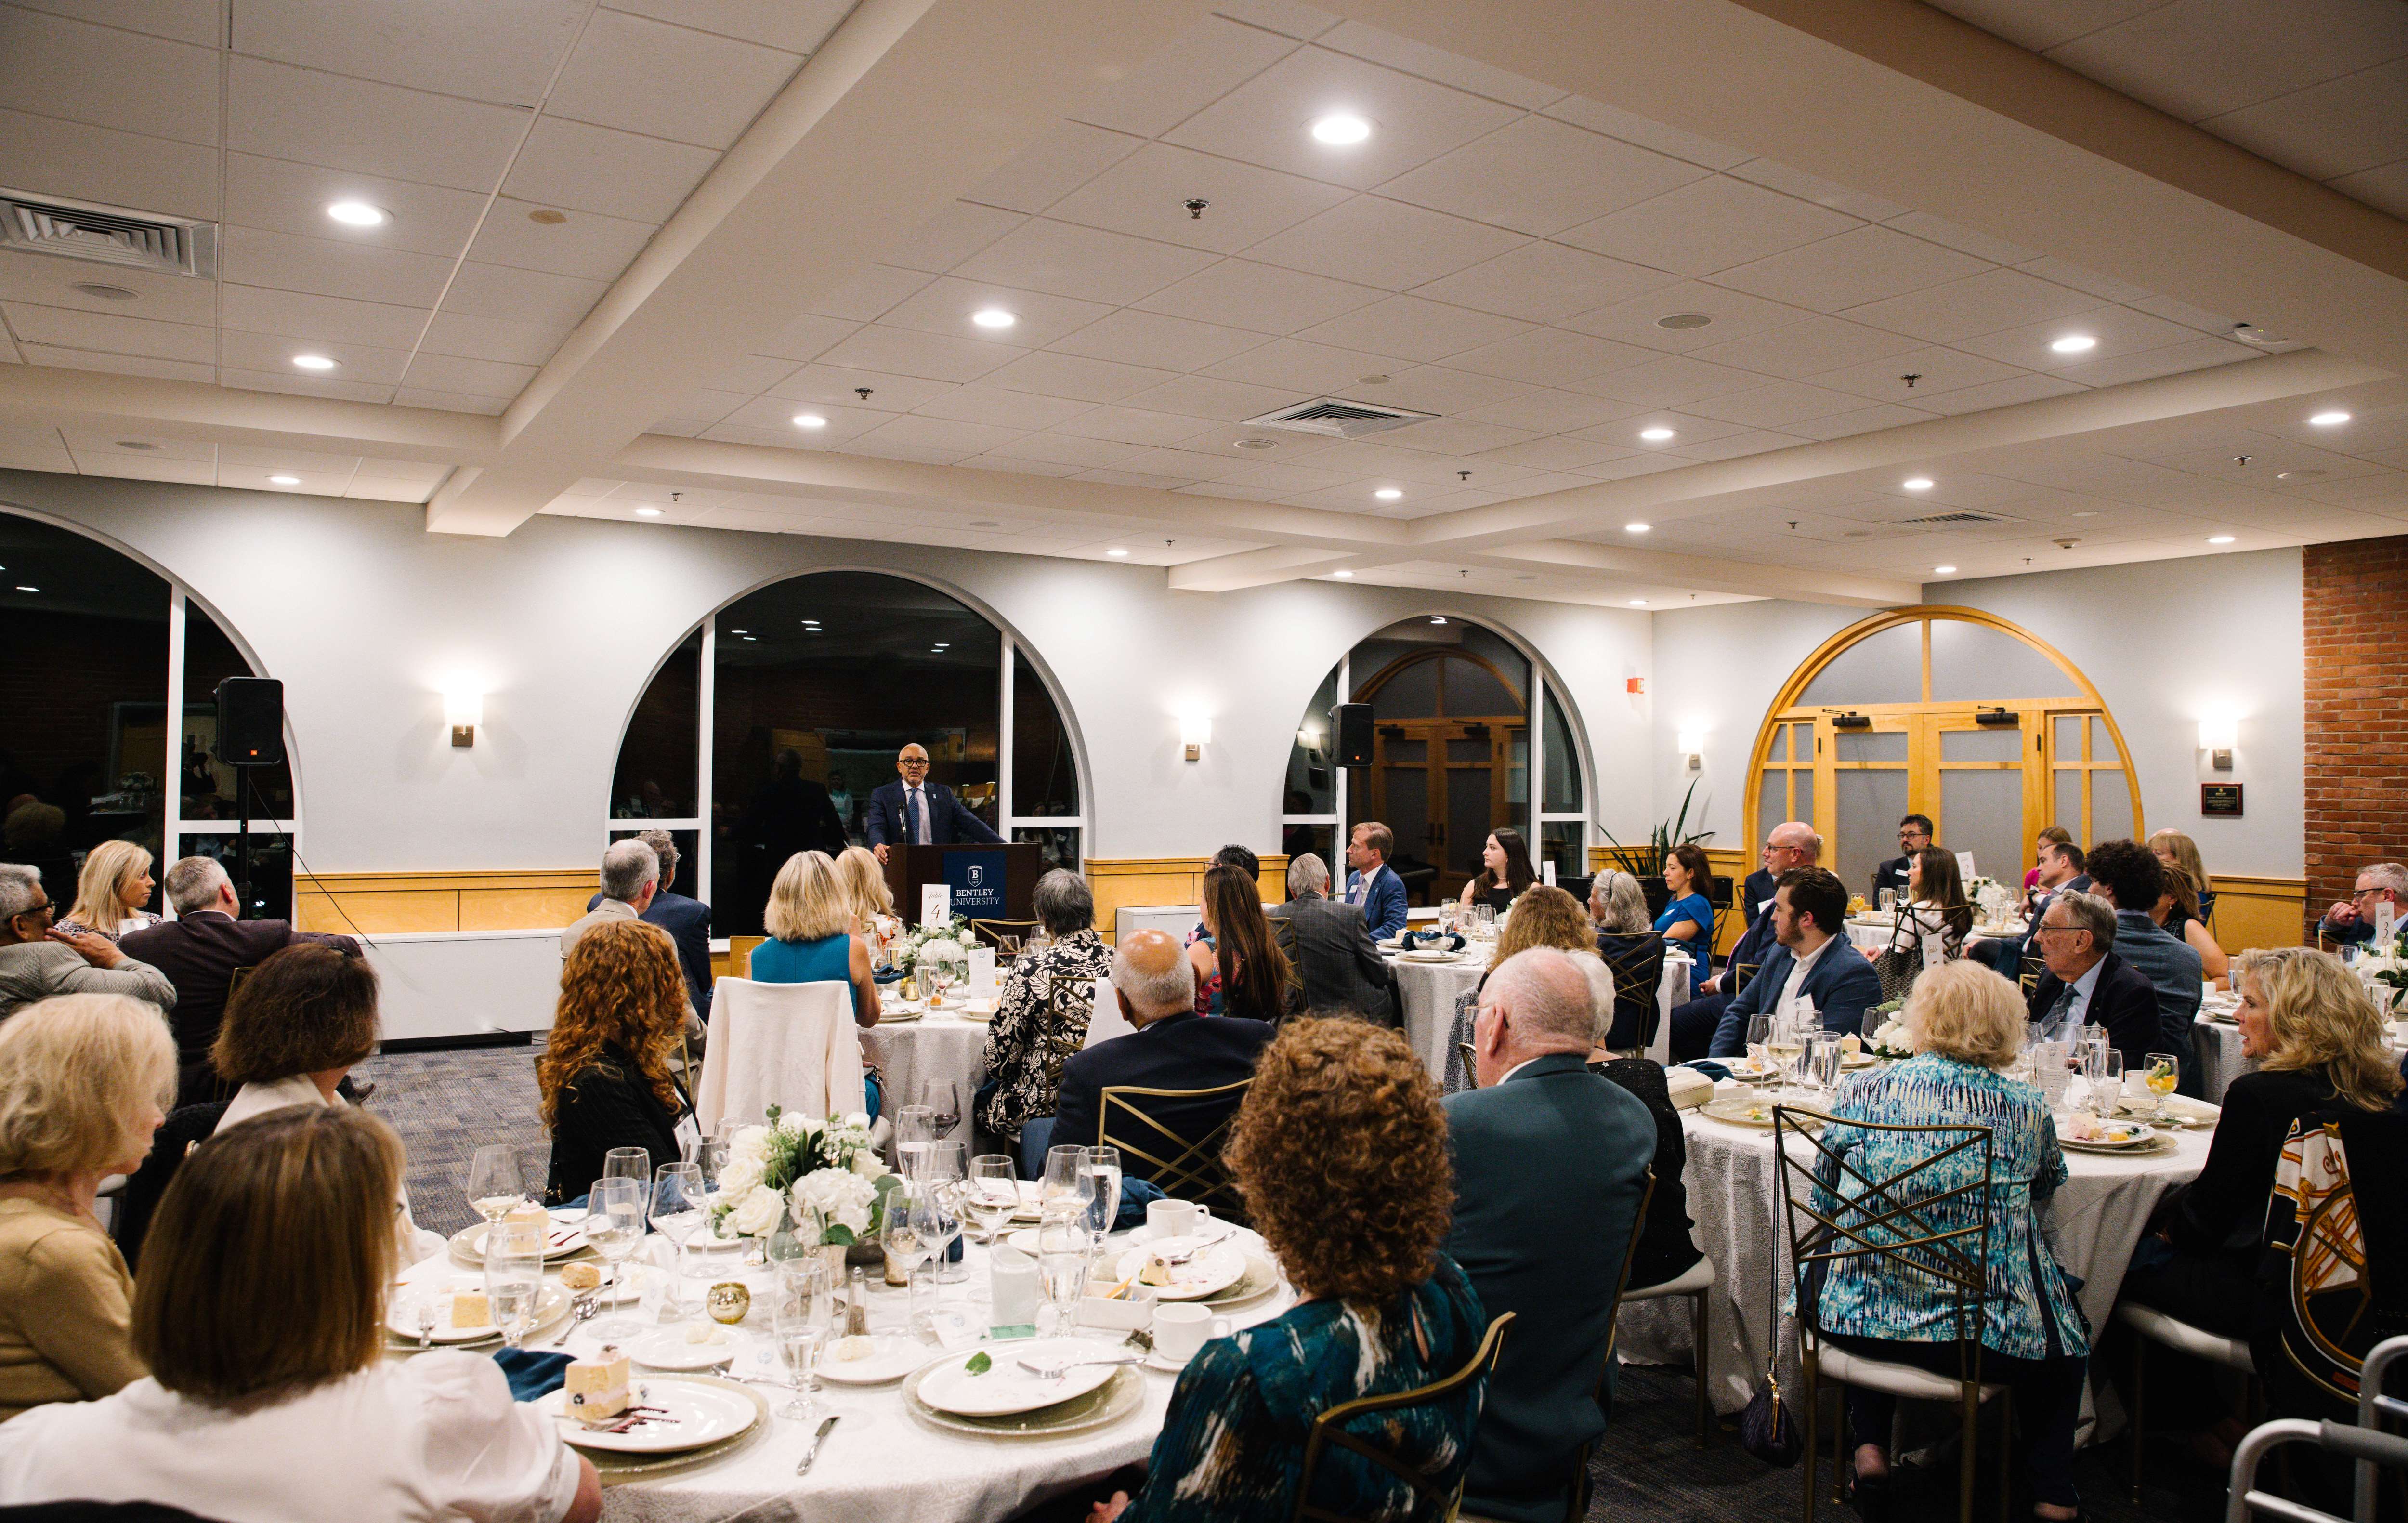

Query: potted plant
[[1597, 777, 1715, 917]]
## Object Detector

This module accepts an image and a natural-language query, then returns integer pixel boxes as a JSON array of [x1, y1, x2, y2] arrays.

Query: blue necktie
[[908, 788, 924, 846]]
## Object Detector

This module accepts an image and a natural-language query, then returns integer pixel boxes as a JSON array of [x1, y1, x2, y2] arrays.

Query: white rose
[[718, 1156, 764, 1198], [728, 1125, 773, 1165], [727, 1184, 785, 1238], [792, 1169, 877, 1237], [843, 1111, 870, 1131], [850, 1149, 887, 1180]]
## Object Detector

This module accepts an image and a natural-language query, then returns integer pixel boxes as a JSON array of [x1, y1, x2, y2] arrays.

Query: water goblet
[[2085, 1050, 2124, 1123], [649, 1162, 706, 1314], [583, 1176, 647, 1340], [967, 1155, 1021, 1245], [1034, 1220, 1094, 1339], [1080, 1146, 1123, 1237], [772, 1258, 831, 1420], [483, 1245, 543, 1350]]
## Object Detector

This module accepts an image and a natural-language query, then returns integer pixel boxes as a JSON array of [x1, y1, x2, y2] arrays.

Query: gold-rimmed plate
[[903, 1359, 1144, 1438], [572, 1377, 772, 1484]]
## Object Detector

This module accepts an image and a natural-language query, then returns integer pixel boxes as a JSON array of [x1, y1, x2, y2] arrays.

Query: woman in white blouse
[[1877, 846, 1974, 973], [209, 943, 446, 1265], [0, 1104, 601, 1522]]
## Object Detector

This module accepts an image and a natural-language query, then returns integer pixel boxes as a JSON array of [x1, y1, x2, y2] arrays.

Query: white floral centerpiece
[[891, 915, 973, 975], [714, 1105, 900, 1247], [1860, 998, 1913, 1059], [2356, 939, 2408, 1018], [1966, 876, 2015, 923]]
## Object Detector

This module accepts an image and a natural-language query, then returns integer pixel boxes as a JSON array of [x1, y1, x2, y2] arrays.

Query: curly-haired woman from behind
[[1086, 1017, 1489, 1523], [539, 919, 693, 1204]]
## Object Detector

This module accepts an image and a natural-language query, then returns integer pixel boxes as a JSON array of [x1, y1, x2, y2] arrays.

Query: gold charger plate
[[903, 1360, 1144, 1439], [2061, 1133, 2178, 1158], [581, 1376, 772, 1484], [1701, 1098, 1821, 1129], [449, 1224, 598, 1271], [383, 1283, 575, 1352], [1197, 1254, 1283, 1310]]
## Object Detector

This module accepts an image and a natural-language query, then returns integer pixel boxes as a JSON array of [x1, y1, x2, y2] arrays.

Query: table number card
[[1541, 861, 1556, 886], [968, 946, 998, 999], [920, 884, 950, 927]]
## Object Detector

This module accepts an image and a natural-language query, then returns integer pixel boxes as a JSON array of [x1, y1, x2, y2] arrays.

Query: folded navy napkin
[[874, 967, 906, 985], [494, 1348, 574, 1401], [1682, 1060, 1735, 1082], [1402, 930, 1466, 951], [1116, 1177, 1166, 1232]]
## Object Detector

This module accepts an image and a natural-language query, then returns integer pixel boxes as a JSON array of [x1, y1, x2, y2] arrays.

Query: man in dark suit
[[1871, 814, 1934, 902], [1341, 821, 1408, 942], [587, 828, 713, 1021], [1050, 930, 1272, 1193], [1445, 946, 1655, 1523], [741, 748, 847, 869], [865, 743, 1002, 864], [120, 854, 360, 1107], [1267, 853, 1395, 1024], [1710, 867, 1883, 1057], [1971, 838, 2089, 975], [1671, 821, 1818, 1060], [2026, 889, 2162, 1070]]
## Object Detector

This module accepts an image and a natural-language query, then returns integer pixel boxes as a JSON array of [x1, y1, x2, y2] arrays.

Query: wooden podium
[[882, 842, 1042, 927]]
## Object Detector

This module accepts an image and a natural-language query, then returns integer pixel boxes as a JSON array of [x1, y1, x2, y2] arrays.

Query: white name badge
[[920, 884, 950, 927]]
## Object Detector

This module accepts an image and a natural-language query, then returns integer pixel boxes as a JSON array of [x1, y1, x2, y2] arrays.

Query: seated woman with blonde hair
[[0, 993, 171, 1421], [0, 1106, 601, 1520], [751, 851, 881, 1028], [1444, 884, 1611, 1089], [52, 840, 159, 942], [836, 844, 894, 939]]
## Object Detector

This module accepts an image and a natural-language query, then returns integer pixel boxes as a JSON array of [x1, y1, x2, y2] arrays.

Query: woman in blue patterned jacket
[[1804, 960, 2088, 1523]]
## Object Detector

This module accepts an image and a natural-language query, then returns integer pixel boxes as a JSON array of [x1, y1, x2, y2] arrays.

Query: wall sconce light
[[1180, 714, 1212, 762], [445, 687, 484, 748], [1676, 725, 1705, 774], [2197, 714, 2237, 771]]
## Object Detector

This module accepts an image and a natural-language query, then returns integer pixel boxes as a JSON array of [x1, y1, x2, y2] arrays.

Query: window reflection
[[612, 630, 699, 818]]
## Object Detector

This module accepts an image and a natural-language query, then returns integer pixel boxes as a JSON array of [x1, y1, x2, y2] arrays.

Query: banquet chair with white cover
[[1080, 977, 1137, 1050], [696, 978, 865, 1126], [2116, 1301, 2256, 1501], [1619, 1248, 1719, 1445]]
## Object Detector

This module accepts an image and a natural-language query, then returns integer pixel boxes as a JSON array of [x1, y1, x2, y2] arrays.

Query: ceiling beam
[[424, 0, 1208, 535], [0, 366, 493, 469]]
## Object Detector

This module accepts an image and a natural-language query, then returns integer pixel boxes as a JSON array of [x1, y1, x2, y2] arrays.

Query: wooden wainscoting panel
[[1587, 845, 1753, 956], [295, 870, 596, 935], [1086, 856, 1289, 937], [295, 889, 459, 935], [2205, 873, 2307, 953]]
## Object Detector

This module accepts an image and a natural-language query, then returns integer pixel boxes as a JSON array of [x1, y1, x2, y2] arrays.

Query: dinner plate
[[816, 1333, 927, 1385], [1113, 1237, 1246, 1301], [1008, 1181, 1047, 1222], [916, 1339, 1122, 1417], [1400, 950, 1461, 963], [542, 1375, 759, 1454], [454, 1218, 589, 1262], [905, 1362, 1144, 1439], [628, 1325, 739, 1370], [2059, 1123, 2157, 1152], [879, 1008, 925, 1024], [1701, 1098, 1820, 1129], [1840, 1051, 1878, 1070], [388, 1282, 569, 1343]]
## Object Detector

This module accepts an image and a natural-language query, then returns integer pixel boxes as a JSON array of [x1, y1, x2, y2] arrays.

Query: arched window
[[1745, 606, 2143, 892], [609, 571, 1084, 936], [1282, 616, 1590, 903], [0, 511, 297, 917]]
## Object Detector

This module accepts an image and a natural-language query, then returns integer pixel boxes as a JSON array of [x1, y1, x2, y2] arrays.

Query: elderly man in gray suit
[[1267, 853, 1396, 1024], [563, 839, 701, 1049]]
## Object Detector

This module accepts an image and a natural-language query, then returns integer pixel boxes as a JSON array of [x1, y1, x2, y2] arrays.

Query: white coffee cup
[[1152, 1302, 1231, 1364], [1146, 1198, 1210, 1239]]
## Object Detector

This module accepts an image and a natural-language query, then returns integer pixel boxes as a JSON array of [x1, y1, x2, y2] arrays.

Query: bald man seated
[[1047, 929, 1275, 1193], [1668, 821, 1819, 1063]]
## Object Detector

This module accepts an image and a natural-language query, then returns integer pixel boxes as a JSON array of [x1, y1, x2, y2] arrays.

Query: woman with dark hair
[[1873, 845, 1973, 979], [1458, 827, 1537, 917], [538, 919, 693, 1204], [1186, 864, 1299, 1023], [1655, 842, 1716, 996]]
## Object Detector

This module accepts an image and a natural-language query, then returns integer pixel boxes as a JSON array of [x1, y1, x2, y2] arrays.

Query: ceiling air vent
[[1241, 397, 1438, 439], [0, 189, 218, 278], [1900, 510, 2008, 527]]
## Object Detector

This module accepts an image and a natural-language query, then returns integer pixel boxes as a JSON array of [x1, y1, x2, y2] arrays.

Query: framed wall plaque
[[2200, 783, 2243, 818]]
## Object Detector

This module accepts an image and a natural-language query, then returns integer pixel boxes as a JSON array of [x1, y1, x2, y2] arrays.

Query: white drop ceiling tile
[[1200, 334, 1409, 392], [441, 263, 608, 328], [1241, 196, 1526, 291], [2328, 159, 2408, 220], [961, 454, 1086, 479], [1785, 402, 1943, 440], [1663, 427, 1808, 461], [854, 414, 1028, 458], [766, 364, 951, 411], [1469, 435, 1638, 472], [1289, 294, 1527, 362], [1276, 439, 1476, 482], [955, 219, 1217, 306], [714, 394, 887, 438], [1174, 480, 1286, 502], [1558, 280, 1812, 353], [1073, 467, 1199, 489], [0, 108, 219, 222], [355, 457, 453, 483], [2013, 256, 2154, 306], [0, 7, 218, 144], [1047, 141, 1352, 256], [1381, 114, 1707, 238], [796, 264, 932, 324], [1114, 446, 1254, 482], [1539, 96, 1752, 171], [2204, 58, 2408, 180], [419, 309, 576, 366], [7, 0, 218, 46], [1879, 212, 2038, 266], [547, 9, 802, 148], [1570, 351, 1761, 407], [1557, 175, 1858, 278], [1807, 344, 2028, 402], [1052, 406, 1223, 447], [1437, 326, 1654, 388], [212, 443, 361, 476], [1220, 459, 1362, 493], [344, 475, 439, 501], [1382, 418, 1538, 456], [1371, 365, 1538, 415], [1912, 372, 2087, 415], [750, 312, 863, 365], [231, 0, 582, 105], [878, 276, 1114, 352], [223, 365, 396, 403], [979, 349, 1180, 404], [227, 56, 529, 193], [1207, 0, 1339, 40], [401, 351, 535, 397], [1682, 380, 1865, 428], [604, 0, 851, 52], [501, 117, 718, 223], [219, 153, 482, 260], [1953, 304, 2200, 369], [890, 202, 1029, 275], [217, 462, 353, 496], [1, 303, 214, 363], [1314, 21, 1558, 108], [1133, 258, 1384, 333], [1723, 158, 1910, 222], [63, 429, 215, 462], [222, 224, 456, 307], [964, 121, 1145, 217], [1048, 308, 1267, 371], [1413, 240, 1675, 324], [815, 324, 1026, 384], [654, 384, 752, 424], [1453, 387, 1640, 434], [1068, 14, 1298, 138], [979, 431, 1146, 468], [708, 354, 802, 393], [1163, 48, 1524, 191], [1710, 225, 1990, 312], [218, 284, 427, 348], [1122, 373, 1308, 423], [1689, 314, 1924, 380], [2051, 335, 2258, 387], [2126, 292, 2247, 337], [1840, 267, 2102, 344], [470, 200, 658, 282], [1568, 409, 1750, 447], [218, 327, 409, 383], [2147, 438, 2384, 483], [24, 345, 213, 383], [2042, 0, 2408, 121], [76, 453, 218, 484], [1579, 451, 1696, 480], [913, 385, 1096, 431]]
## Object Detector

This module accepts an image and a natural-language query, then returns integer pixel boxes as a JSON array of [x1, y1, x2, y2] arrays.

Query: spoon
[[547, 1295, 600, 1348]]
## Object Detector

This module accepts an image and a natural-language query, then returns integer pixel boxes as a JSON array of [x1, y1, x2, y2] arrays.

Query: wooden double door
[[1362, 718, 1525, 902]]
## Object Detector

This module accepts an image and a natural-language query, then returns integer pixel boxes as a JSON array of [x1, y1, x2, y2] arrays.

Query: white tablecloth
[[862, 1012, 990, 1142], [1617, 1093, 2209, 1428], [395, 1229, 1292, 1523], [2191, 1012, 2253, 1103], [1386, 945, 1687, 1083]]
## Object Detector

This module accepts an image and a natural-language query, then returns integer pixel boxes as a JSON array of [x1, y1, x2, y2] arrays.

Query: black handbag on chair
[[1740, 1255, 1806, 1467]]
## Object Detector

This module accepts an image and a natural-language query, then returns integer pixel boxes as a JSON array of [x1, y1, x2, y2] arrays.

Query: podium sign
[[944, 847, 1008, 918], [885, 843, 1043, 928]]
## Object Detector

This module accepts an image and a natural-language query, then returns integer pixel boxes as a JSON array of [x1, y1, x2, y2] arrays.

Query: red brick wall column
[[2303, 534, 2408, 935]]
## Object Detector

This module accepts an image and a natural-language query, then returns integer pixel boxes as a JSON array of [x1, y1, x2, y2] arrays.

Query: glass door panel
[[1835, 767, 1911, 897]]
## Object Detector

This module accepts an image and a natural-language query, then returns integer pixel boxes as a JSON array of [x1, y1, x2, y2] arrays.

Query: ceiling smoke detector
[[0, 188, 217, 277], [1241, 397, 1438, 440], [2231, 323, 2286, 346], [1232, 437, 1279, 450]]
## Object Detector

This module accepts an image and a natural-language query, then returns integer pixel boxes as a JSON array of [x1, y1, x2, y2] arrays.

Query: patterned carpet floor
[[358, 1041, 2219, 1523]]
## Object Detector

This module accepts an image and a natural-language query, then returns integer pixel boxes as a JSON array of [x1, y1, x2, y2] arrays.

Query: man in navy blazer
[[1050, 930, 1273, 1193], [865, 743, 1002, 863], [1341, 821, 1409, 941], [1444, 947, 1655, 1522], [1710, 867, 1882, 1057], [587, 829, 713, 1020], [2025, 890, 2162, 1070], [1673, 822, 1819, 1060]]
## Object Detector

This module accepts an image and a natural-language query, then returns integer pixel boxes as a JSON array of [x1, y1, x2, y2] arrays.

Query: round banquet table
[[394, 1224, 1293, 1523], [1616, 1084, 2209, 1436], [1843, 915, 2027, 956], [861, 1008, 991, 1142], [1387, 943, 1689, 1083], [2191, 1009, 2252, 1103]]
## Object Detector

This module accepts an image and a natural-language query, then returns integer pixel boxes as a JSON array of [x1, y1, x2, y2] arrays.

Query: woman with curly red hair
[[538, 919, 692, 1203], [1087, 1017, 1488, 1523]]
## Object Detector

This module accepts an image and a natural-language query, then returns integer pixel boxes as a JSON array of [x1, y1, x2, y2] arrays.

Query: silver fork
[[1159, 1229, 1234, 1266], [414, 1302, 435, 1351], [547, 1295, 600, 1348], [1018, 1353, 1144, 1380]]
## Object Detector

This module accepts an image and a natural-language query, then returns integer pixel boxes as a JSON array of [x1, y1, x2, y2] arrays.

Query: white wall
[[0, 470, 1656, 872]]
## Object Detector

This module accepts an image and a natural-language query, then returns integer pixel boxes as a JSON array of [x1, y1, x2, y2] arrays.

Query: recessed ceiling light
[[73, 283, 137, 301], [792, 413, 827, 429], [1429, 615, 1447, 625], [1332, 569, 1354, 578], [13, 586, 36, 594], [1638, 427, 1675, 442], [2048, 334, 2097, 354], [2309, 410, 2351, 426], [1655, 313, 1712, 330], [1106, 547, 1129, 557], [971, 308, 1017, 329], [732, 629, 748, 634], [2232, 323, 2285, 345], [1628, 599, 1648, 606], [2208, 535, 2236, 544], [1624, 522, 1651, 533], [743, 635, 757, 642], [1374, 487, 1402, 500], [115, 440, 158, 451], [1233, 437, 1278, 451], [527, 209, 567, 225], [2071, 510, 2098, 518], [1933, 565, 1956, 574], [799, 618, 819, 626], [2276, 469, 2327, 481], [268, 474, 301, 486], [635, 506, 662, 517], [1902, 477, 1934, 490], [1309, 113, 1372, 145], [325, 200, 388, 227], [1356, 374, 1390, 385], [291, 354, 338, 371]]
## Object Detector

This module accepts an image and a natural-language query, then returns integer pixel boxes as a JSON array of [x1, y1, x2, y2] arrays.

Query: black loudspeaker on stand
[[1333, 702, 1374, 768], [212, 678, 285, 916]]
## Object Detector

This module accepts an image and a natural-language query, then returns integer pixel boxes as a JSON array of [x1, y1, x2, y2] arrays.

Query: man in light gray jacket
[[0, 862, 177, 1021]]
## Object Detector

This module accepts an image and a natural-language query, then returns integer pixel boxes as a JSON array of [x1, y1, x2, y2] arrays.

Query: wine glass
[[683, 1131, 730, 1195], [1041, 1144, 1095, 1224], [772, 1258, 831, 1420], [484, 1244, 543, 1350], [918, 1078, 963, 1140], [920, 1142, 969, 1282], [2086, 1050, 2124, 1123], [967, 1155, 1021, 1245], [1765, 1012, 1808, 1097], [1081, 1146, 1122, 1237], [880, 1184, 933, 1333], [2144, 1052, 2181, 1122], [602, 1147, 650, 1188], [467, 1145, 527, 1230], [1744, 1012, 1774, 1077], [1035, 1220, 1093, 1339], [895, 1105, 937, 1178], [584, 1177, 647, 1340], [649, 1162, 706, 1310]]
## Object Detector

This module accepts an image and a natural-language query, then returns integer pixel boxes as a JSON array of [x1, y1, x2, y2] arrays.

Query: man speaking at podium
[[867, 743, 1003, 864]]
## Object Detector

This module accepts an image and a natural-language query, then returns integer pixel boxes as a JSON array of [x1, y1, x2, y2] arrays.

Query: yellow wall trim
[[1087, 855, 1289, 937], [296, 868, 595, 935]]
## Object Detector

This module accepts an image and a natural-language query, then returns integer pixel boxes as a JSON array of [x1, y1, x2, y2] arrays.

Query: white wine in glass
[[467, 1145, 526, 1226]]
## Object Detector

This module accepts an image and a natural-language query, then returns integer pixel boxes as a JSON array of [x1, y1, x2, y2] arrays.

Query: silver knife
[[796, 1414, 840, 1476]]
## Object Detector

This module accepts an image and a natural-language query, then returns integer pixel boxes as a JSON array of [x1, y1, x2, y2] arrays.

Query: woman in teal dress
[[1654, 842, 1716, 996], [748, 850, 883, 1113], [1086, 1018, 1488, 1523]]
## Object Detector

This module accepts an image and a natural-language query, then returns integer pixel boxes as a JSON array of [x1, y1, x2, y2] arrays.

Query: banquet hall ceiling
[[0, 0, 2403, 609]]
